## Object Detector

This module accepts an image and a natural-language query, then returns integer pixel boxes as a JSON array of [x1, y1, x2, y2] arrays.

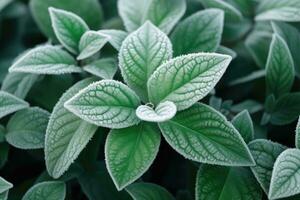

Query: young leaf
[[1, 73, 39, 99], [269, 148, 300, 199], [136, 101, 177, 123], [65, 80, 140, 129], [170, 9, 224, 56], [126, 182, 174, 200], [98, 29, 128, 51], [196, 165, 262, 200], [105, 123, 160, 190], [256, 0, 300, 22], [0, 91, 29, 119], [83, 58, 118, 79], [5, 107, 50, 149], [266, 34, 294, 98], [119, 21, 172, 101], [296, 117, 300, 149], [159, 103, 255, 166], [148, 53, 232, 111], [49, 7, 89, 54], [9, 46, 82, 74], [77, 31, 109, 60], [231, 110, 254, 143], [45, 78, 98, 178], [22, 181, 66, 200], [0, 177, 12, 193], [248, 139, 286, 195]]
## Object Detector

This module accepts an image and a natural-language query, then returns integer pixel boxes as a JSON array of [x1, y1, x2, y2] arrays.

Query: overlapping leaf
[[0, 91, 29, 119]]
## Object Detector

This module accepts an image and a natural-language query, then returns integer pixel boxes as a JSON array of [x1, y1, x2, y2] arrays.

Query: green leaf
[[22, 181, 66, 200], [248, 139, 286, 195], [266, 34, 294, 98], [0, 0, 12, 11], [200, 0, 243, 22], [0, 177, 12, 194], [159, 103, 255, 166], [118, 0, 186, 34], [269, 148, 300, 199], [49, 7, 89, 54], [136, 101, 177, 123], [119, 21, 172, 101], [1, 73, 39, 99], [231, 100, 263, 114], [148, 53, 232, 111], [65, 80, 140, 129], [77, 31, 109, 60], [0, 91, 29, 119], [29, 0, 102, 40], [105, 123, 160, 190], [231, 110, 254, 143], [83, 58, 118, 79], [98, 29, 128, 51], [5, 107, 50, 149], [126, 182, 174, 200], [229, 70, 265, 86], [216, 46, 237, 59], [9, 45, 82, 74], [296, 117, 300, 149], [225, 0, 255, 17], [196, 165, 262, 200], [0, 191, 8, 200], [45, 78, 98, 178], [170, 9, 224, 56], [256, 0, 300, 22]]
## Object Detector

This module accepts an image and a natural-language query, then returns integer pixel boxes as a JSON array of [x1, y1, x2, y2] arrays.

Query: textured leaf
[[22, 181, 66, 200], [105, 123, 160, 190], [5, 107, 50, 149], [248, 139, 286, 195], [200, 0, 243, 22], [136, 101, 177, 123], [1, 73, 39, 99], [119, 21, 172, 101], [256, 0, 300, 22], [148, 53, 231, 111], [231, 110, 254, 143], [78, 31, 109, 60], [266, 34, 294, 98], [83, 58, 118, 79], [171, 9, 224, 56], [159, 103, 255, 166], [45, 78, 98, 178], [269, 148, 300, 199], [296, 117, 300, 149], [0, 177, 12, 194], [49, 7, 89, 54], [29, 0, 102, 40], [118, 0, 186, 34], [9, 45, 82, 74], [0, 91, 29, 119], [65, 80, 140, 129], [98, 29, 128, 51], [126, 182, 174, 200], [196, 165, 262, 200]]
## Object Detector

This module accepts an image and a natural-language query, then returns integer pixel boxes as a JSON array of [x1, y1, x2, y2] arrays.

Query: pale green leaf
[[9, 45, 82, 74], [105, 123, 160, 190], [148, 53, 232, 111], [45, 78, 98, 178], [98, 29, 128, 51], [248, 139, 286, 195], [126, 182, 174, 200], [196, 165, 262, 200], [5, 107, 50, 149], [49, 7, 89, 54], [256, 0, 300, 22], [136, 101, 176, 123], [159, 103, 255, 166], [0, 91, 29, 119], [269, 148, 300, 199], [296, 117, 300, 149], [119, 21, 172, 101], [216, 46, 237, 59], [171, 9, 224, 56], [77, 31, 109, 60], [22, 181, 66, 200], [231, 100, 263, 114], [231, 110, 254, 143], [65, 80, 140, 129], [83, 58, 118, 79], [0, 177, 12, 194]]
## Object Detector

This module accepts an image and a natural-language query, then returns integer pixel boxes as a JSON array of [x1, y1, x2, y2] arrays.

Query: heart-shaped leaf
[[136, 101, 177, 122]]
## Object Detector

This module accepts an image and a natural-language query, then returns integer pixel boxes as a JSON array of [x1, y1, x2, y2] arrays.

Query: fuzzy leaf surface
[[0, 91, 29, 119]]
